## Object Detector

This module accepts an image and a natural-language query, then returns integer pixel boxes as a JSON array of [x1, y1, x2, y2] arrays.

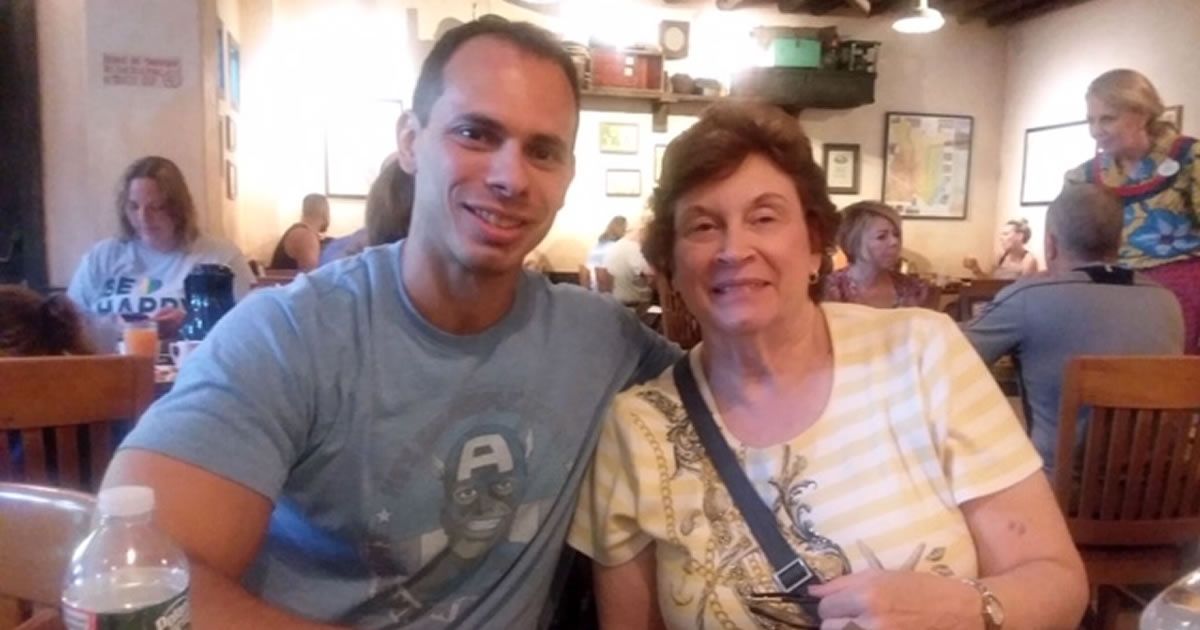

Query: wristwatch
[[961, 577, 1005, 630]]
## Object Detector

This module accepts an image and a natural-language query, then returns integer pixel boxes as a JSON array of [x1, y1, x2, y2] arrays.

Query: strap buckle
[[773, 557, 814, 593]]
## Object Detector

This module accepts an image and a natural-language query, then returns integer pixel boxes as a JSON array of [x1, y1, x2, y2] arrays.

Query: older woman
[[964, 218, 1040, 279], [569, 102, 1086, 629], [822, 201, 936, 308], [1066, 69, 1200, 354], [67, 156, 253, 349]]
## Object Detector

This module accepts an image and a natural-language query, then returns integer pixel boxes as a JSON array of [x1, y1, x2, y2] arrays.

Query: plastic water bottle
[[61, 486, 192, 630], [1141, 568, 1200, 629]]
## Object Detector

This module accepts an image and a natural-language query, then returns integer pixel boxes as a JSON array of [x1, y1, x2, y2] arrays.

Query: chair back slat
[[54, 426, 83, 489], [1160, 414, 1193, 519], [0, 356, 153, 492], [88, 424, 115, 485], [1142, 411, 1179, 519], [1076, 406, 1110, 518], [1098, 408, 1133, 520], [1054, 356, 1200, 546], [0, 483, 95, 608], [1119, 409, 1156, 520], [20, 429, 48, 484], [1175, 413, 1200, 518]]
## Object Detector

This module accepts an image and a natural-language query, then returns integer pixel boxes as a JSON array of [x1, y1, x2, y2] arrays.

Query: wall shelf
[[581, 87, 719, 131]]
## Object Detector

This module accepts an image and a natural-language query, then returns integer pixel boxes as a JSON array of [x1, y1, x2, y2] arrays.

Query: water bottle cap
[[98, 486, 155, 517]]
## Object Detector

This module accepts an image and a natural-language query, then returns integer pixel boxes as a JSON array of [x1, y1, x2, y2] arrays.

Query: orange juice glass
[[122, 320, 160, 358]]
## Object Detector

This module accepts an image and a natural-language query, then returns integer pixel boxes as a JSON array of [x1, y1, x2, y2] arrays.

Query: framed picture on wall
[[605, 169, 642, 197], [224, 115, 237, 152], [1020, 120, 1095, 206], [325, 100, 405, 198], [1162, 105, 1184, 129], [882, 112, 973, 220], [822, 143, 860, 195], [227, 34, 241, 112], [599, 122, 639, 154], [225, 160, 237, 200], [216, 19, 225, 101]]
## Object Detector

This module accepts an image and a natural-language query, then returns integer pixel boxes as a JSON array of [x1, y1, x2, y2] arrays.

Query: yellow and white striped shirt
[[569, 302, 1041, 630]]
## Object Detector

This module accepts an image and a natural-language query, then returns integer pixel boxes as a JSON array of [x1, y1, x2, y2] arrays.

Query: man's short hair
[[301, 193, 328, 220], [1047, 184, 1124, 261], [411, 17, 580, 126]]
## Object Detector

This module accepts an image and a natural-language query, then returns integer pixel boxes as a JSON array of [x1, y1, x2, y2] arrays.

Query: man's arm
[[961, 287, 1025, 365], [284, 228, 321, 271], [102, 451, 348, 630]]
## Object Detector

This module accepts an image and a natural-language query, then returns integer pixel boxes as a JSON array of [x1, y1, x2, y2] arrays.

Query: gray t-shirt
[[120, 241, 681, 629], [67, 235, 254, 349], [963, 265, 1184, 468]]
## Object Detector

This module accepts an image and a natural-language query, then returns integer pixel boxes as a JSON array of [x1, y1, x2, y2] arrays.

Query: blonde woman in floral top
[[1065, 69, 1200, 353], [822, 201, 936, 308]]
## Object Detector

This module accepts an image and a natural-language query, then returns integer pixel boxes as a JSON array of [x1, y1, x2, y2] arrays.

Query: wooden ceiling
[[663, 0, 1098, 26]]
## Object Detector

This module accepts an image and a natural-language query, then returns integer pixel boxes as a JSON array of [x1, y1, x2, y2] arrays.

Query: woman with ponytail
[[0, 285, 97, 356], [1065, 69, 1200, 354], [963, 218, 1040, 280]]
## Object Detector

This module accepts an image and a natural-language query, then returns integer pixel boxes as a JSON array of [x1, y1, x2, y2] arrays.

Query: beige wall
[[245, 0, 1008, 273], [39, 0, 208, 286], [995, 0, 1200, 264]]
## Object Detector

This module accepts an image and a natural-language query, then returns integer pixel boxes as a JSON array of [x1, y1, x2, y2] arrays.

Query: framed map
[[883, 112, 973, 220], [1020, 121, 1095, 206]]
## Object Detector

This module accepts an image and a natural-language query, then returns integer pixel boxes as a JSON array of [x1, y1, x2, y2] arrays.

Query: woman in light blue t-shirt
[[67, 156, 253, 351]]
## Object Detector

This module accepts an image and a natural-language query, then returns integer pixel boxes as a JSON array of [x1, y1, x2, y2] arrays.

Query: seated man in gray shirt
[[964, 184, 1184, 471]]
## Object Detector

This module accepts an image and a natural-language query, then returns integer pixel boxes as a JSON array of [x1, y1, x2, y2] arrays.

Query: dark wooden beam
[[965, 0, 1042, 22], [868, 0, 905, 16], [805, 0, 845, 15], [949, 0, 1001, 22], [989, 0, 1093, 25]]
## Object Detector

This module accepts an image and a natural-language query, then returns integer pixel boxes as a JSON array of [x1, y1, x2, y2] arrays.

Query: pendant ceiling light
[[892, 0, 945, 34]]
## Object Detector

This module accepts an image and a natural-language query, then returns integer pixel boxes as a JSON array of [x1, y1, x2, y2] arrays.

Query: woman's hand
[[808, 569, 983, 630], [151, 306, 187, 337], [962, 257, 982, 274]]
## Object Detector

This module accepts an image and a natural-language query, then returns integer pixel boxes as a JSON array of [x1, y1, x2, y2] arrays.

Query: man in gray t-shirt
[[103, 19, 680, 630], [964, 185, 1183, 471]]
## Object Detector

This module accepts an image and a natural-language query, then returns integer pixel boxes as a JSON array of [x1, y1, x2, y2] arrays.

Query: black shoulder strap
[[672, 353, 818, 593]]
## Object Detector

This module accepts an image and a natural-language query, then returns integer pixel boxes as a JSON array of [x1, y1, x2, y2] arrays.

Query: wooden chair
[[954, 278, 1012, 322], [655, 274, 701, 350], [0, 483, 95, 630], [1052, 355, 1200, 628], [0, 356, 154, 492], [594, 267, 614, 294]]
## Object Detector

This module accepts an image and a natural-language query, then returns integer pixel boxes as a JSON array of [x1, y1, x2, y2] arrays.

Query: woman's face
[[125, 177, 177, 251], [671, 154, 820, 336], [857, 215, 901, 271], [1000, 225, 1023, 251], [1087, 96, 1150, 156]]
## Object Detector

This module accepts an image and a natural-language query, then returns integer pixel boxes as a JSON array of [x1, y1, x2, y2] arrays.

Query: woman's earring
[[809, 272, 819, 285]]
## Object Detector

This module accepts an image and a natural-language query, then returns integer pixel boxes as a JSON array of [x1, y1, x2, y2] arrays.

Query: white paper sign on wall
[[102, 54, 183, 89]]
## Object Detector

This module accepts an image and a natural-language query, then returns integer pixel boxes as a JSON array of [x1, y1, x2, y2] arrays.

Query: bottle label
[[63, 589, 191, 630]]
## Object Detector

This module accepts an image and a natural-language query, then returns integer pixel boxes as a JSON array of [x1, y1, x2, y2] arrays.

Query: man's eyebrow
[[450, 112, 506, 135], [528, 132, 569, 153]]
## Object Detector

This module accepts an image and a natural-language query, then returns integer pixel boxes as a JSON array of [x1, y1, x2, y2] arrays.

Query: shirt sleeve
[[66, 244, 100, 313], [119, 288, 316, 500], [961, 285, 1025, 365], [618, 304, 682, 388], [919, 313, 1042, 505], [568, 396, 655, 567]]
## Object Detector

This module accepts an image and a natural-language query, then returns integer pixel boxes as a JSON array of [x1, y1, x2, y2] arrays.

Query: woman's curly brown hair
[[642, 102, 840, 300]]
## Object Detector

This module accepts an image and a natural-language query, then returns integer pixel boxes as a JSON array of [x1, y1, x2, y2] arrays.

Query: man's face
[[401, 36, 577, 276]]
